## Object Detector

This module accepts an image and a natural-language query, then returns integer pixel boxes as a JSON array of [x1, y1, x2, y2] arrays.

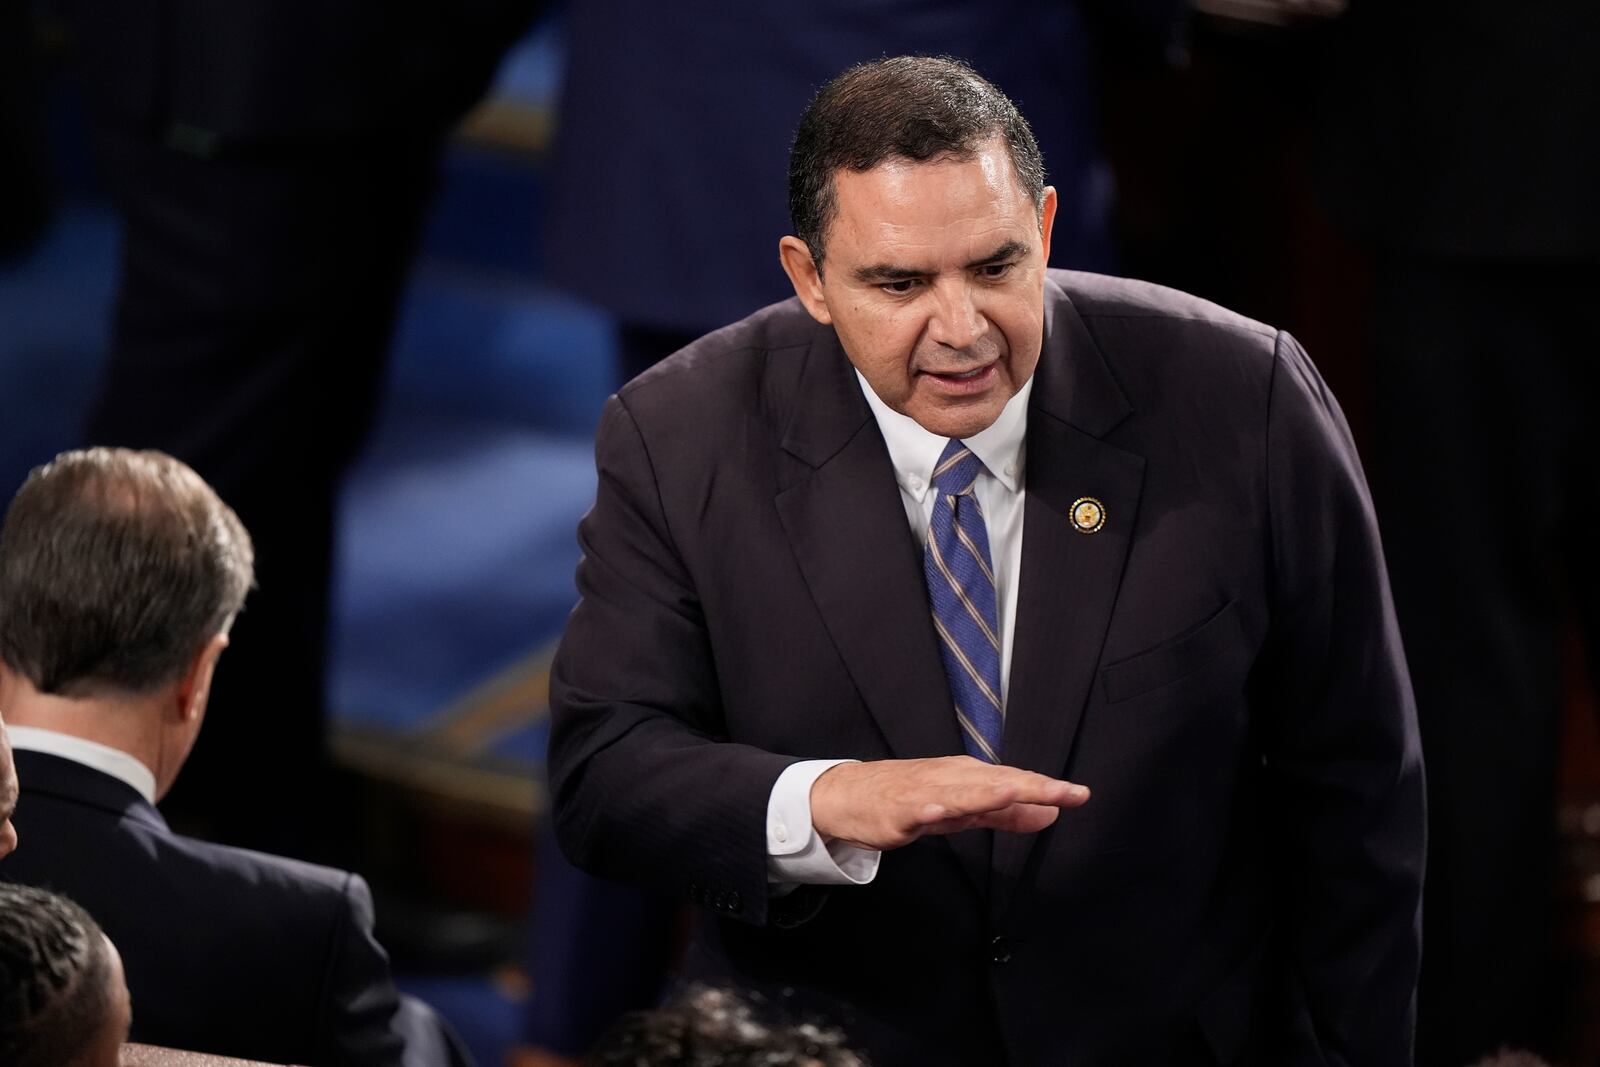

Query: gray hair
[[0, 447, 254, 696]]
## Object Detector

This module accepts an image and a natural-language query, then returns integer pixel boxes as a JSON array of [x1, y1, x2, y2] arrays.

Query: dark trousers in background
[[0, 0, 51, 259], [83, 123, 443, 859], [1370, 258, 1600, 1066]]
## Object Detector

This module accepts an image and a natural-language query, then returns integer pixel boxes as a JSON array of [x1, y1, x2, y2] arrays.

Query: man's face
[[782, 138, 1057, 440], [0, 713, 17, 859]]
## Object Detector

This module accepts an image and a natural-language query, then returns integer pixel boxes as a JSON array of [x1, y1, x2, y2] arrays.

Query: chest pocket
[[1099, 599, 1245, 704]]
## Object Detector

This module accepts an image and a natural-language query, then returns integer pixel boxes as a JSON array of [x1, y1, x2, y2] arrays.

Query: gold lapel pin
[[1069, 496, 1106, 534]]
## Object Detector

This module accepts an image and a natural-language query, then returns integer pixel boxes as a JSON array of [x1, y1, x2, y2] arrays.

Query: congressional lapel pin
[[1069, 496, 1106, 534]]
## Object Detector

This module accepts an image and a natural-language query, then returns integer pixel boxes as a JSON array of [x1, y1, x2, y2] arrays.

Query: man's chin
[[907, 395, 1006, 440]]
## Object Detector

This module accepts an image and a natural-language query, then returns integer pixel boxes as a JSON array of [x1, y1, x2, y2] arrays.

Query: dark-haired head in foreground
[[0, 883, 131, 1067], [589, 986, 865, 1067]]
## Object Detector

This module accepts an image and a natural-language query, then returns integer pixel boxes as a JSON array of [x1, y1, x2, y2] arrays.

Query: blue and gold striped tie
[[925, 438, 1004, 764]]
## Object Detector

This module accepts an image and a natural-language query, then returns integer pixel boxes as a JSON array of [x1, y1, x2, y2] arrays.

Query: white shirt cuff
[[766, 759, 881, 887]]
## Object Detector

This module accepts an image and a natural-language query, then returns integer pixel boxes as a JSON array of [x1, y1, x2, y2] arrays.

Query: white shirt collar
[[7, 726, 158, 805], [856, 370, 1032, 502]]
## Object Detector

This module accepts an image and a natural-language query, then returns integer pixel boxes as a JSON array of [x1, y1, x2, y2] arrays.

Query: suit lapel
[[991, 281, 1145, 919], [773, 328, 990, 893], [774, 330, 965, 764]]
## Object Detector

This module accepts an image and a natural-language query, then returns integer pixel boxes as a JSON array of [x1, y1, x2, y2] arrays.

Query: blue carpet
[[332, 420, 599, 734]]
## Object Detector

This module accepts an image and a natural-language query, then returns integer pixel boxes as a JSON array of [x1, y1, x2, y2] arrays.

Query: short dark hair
[[588, 986, 865, 1066], [0, 884, 116, 1067], [787, 55, 1046, 269], [0, 448, 254, 697]]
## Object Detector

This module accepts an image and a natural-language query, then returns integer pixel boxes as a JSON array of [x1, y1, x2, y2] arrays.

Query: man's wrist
[[765, 759, 880, 886]]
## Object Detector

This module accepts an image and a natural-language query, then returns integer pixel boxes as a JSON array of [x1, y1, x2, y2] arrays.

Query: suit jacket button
[[726, 890, 742, 913], [989, 935, 1012, 964]]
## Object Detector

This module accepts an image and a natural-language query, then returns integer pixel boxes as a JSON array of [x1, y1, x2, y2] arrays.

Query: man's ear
[[778, 236, 832, 326], [1038, 185, 1058, 267], [174, 633, 229, 725]]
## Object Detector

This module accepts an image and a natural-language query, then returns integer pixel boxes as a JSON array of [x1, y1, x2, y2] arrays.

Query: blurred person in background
[[0, 448, 465, 1066], [45, 0, 542, 861], [545, 0, 1187, 383], [1315, 2, 1600, 1062], [0, 882, 132, 1067], [0, 0, 53, 261]]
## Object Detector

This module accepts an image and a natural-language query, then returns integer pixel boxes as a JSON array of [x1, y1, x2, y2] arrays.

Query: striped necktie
[[924, 438, 1004, 764]]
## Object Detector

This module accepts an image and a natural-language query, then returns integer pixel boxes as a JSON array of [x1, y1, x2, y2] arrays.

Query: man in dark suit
[[0, 448, 461, 1067], [524, 9, 1187, 1060], [549, 58, 1425, 1065]]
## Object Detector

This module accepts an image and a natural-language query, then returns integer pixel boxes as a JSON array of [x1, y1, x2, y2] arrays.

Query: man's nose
[[926, 279, 987, 351]]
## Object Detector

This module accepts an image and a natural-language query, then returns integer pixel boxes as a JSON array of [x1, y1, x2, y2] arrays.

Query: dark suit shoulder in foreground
[[0, 750, 411, 1067]]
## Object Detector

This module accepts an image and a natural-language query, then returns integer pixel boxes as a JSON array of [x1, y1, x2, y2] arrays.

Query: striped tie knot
[[931, 439, 984, 497]]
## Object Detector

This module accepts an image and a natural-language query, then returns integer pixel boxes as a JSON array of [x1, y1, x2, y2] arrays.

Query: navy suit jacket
[[549, 271, 1425, 1065], [1, 750, 431, 1067]]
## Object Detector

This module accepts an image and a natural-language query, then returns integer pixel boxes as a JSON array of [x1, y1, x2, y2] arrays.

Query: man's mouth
[[921, 362, 998, 389]]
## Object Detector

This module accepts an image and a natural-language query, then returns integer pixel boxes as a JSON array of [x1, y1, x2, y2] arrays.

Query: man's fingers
[[918, 812, 986, 837], [973, 802, 1062, 834], [1007, 774, 1090, 808], [811, 757, 1090, 850], [913, 801, 1066, 839], [935, 774, 1089, 820]]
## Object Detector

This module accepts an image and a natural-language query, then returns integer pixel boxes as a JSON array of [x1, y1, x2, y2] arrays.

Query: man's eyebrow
[[966, 240, 1030, 268], [852, 262, 929, 284], [852, 240, 1032, 284]]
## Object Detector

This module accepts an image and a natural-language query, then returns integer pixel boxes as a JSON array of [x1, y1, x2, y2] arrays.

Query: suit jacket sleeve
[[314, 872, 410, 1067], [548, 393, 803, 926], [1258, 330, 1425, 1064]]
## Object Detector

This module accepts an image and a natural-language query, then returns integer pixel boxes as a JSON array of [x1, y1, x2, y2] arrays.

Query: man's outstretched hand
[[809, 756, 1090, 852]]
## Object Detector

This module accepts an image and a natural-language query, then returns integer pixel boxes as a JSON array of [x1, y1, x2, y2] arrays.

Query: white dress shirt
[[766, 372, 1033, 886], [8, 725, 159, 805]]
